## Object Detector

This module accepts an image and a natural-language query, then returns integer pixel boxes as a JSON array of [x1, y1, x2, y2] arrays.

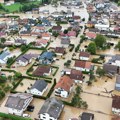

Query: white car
[[23, 114, 30, 118]]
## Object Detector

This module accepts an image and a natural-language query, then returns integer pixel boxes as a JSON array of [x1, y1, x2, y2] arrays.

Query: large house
[[54, 75, 73, 98], [5, 93, 33, 116], [54, 47, 65, 56], [39, 52, 54, 65], [70, 69, 83, 83], [79, 51, 90, 61], [112, 95, 120, 115], [38, 97, 64, 120], [0, 49, 12, 64], [108, 55, 120, 67], [33, 66, 51, 76], [74, 60, 92, 72], [16, 54, 38, 66], [29, 80, 48, 96]]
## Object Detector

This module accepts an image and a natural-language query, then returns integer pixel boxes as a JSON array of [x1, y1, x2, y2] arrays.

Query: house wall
[[29, 86, 48, 96], [16, 60, 28, 66], [39, 113, 57, 120], [8, 97, 33, 116], [55, 88, 69, 98], [80, 56, 89, 61], [112, 107, 120, 114], [74, 67, 90, 72]]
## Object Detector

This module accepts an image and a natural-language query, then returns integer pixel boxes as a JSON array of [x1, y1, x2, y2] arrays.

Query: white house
[[29, 80, 48, 96], [54, 76, 73, 98], [5, 93, 33, 116], [38, 97, 64, 120], [112, 95, 120, 115], [0, 50, 12, 64]]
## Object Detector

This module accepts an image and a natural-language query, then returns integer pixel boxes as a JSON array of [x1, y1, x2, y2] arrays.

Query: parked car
[[27, 105, 35, 112]]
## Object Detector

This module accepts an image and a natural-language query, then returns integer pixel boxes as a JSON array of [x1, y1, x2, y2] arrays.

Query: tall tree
[[87, 42, 96, 54], [94, 34, 106, 49]]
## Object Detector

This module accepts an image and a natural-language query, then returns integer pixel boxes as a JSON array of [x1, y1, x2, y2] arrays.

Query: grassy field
[[1, 1, 42, 13]]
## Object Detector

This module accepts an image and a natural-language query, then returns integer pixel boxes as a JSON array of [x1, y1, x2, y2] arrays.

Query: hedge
[[69, 44, 75, 52], [62, 101, 74, 106], [0, 112, 31, 120], [46, 79, 56, 98], [1, 69, 16, 73], [51, 66, 59, 76], [26, 64, 52, 80], [6, 47, 30, 68]]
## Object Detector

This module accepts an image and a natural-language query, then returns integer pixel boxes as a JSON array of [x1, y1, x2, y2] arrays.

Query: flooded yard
[[24, 98, 45, 119], [26, 49, 42, 55], [15, 79, 35, 93]]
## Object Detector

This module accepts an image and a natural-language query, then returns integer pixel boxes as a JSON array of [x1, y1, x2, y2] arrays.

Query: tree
[[52, 32, 59, 37], [0, 38, 6, 43], [14, 72, 22, 80], [20, 45, 27, 52], [96, 67, 105, 77], [76, 86, 82, 94], [87, 42, 96, 54], [63, 29, 68, 34], [94, 34, 106, 49], [115, 41, 120, 51], [0, 90, 5, 100]]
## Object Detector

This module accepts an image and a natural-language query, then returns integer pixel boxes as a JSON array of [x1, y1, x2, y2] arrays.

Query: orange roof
[[42, 33, 50, 37], [85, 62, 91, 69], [55, 76, 73, 92]]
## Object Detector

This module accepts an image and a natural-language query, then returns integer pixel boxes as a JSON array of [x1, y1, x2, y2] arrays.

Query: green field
[[0, 1, 42, 13]]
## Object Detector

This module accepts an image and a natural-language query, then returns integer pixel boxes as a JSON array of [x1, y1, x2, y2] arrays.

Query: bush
[[0, 112, 32, 120], [69, 44, 74, 52]]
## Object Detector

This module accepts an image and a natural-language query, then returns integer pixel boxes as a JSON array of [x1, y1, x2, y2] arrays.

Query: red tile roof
[[55, 47, 65, 54], [33, 66, 50, 76], [85, 32, 96, 39], [112, 95, 120, 109], [55, 76, 73, 92], [74, 60, 91, 69], [70, 69, 83, 81], [79, 51, 90, 58]]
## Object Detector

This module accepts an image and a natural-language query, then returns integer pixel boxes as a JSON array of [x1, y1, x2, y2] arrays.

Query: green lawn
[[1, 1, 42, 13]]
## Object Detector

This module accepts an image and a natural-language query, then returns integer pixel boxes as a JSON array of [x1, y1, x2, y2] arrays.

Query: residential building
[[5, 93, 33, 116], [79, 51, 90, 61], [81, 112, 94, 120], [29, 80, 48, 96], [54, 47, 65, 56], [112, 95, 120, 115], [103, 63, 118, 74], [38, 97, 64, 120], [74, 60, 92, 72], [39, 52, 54, 64], [33, 66, 51, 76], [61, 37, 70, 47], [52, 26, 62, 33], [70, 69, 83, 83], [54, 75, 73, 98], [16, 54, 38, 66], [85, 32, 96, 39]]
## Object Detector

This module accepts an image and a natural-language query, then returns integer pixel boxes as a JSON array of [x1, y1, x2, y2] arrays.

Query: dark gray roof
[[5, 93, 33, 110], [81, 112, 94, 120], [30, 80, 47, 92], [61, 37, 70, 44], [39, 97, 64, 119], [103, 63, 118, 74], [108, 55, 120, 63]]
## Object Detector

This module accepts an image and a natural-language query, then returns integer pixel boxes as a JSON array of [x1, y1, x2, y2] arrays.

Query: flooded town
[[0, 0, 120, 120]]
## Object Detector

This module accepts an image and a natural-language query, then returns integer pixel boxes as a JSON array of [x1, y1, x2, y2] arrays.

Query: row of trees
[[87, 34, 107, 54], [71, 86, 88, 109]]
